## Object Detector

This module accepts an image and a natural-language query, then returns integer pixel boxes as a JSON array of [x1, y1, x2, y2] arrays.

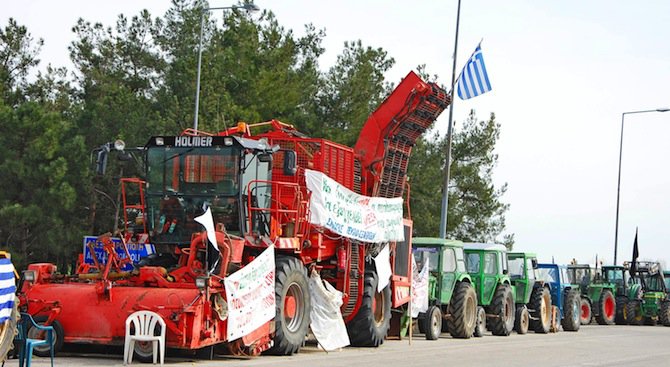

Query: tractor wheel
[[0, 298, 18, 360], [473, 306, 486, 337], [561, 290, 581, 331], [423, 306, 442, 340], [579, 297, 592, 325], [267, 256, 311, 355], [514, 306, 529, 334], [488, 284, 515, 336], [346, 269, 392, 347], [660, 301, 670, 326], [615, 296, 628, 325], [530, 286, 551, 334], [625, 300, 643, 326], [595, 290, 616, 325], [27, 316, 64, 357], [446, 282, 477, 339]]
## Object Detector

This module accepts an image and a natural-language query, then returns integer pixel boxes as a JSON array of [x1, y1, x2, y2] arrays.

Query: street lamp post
[[613, 108, 670, 265], [193, 3, 260, 131]]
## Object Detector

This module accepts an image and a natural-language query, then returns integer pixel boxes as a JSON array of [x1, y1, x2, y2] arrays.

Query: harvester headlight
[[155, 137, 164, 146], [223, 137, 234, 146], [195, 276, 209, 289], [24, 270, 36, 283], [113, 139, 126, 151]]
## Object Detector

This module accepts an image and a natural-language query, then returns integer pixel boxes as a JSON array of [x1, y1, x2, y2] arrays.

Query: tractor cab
[[567, 264, 594, 290]]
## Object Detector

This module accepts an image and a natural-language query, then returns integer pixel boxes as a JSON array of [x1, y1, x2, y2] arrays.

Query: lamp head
[[657, 108, 670, 112], [242, 3, 260, 12]]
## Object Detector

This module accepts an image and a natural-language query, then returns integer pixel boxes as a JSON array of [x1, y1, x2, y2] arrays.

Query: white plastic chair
[[124, 310, 166, 365]]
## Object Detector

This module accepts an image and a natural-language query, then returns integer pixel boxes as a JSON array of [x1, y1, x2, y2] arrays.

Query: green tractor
[[601, 264, 630, 324], [567, 264, 617, 325], [412, 238, 478, 340], [508, 252, 552, 333], [623, 261, 670, 326], [464, 243, 515, 336]]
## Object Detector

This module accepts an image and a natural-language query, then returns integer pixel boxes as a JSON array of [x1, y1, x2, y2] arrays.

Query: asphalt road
[[5, 325, 670, 367]]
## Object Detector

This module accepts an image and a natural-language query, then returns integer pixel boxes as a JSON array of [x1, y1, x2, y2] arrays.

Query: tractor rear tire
[[626, 300, 643, 326], [473, 306, 486, 337], [267, 256, 311, 355], [423, 306, 442, 340], [446, 282, 477, 339], [615, 296, 628, 325], [514, 307, 529, 334], [346, 269, 392, 347], [0, 298, 18, 360], [28, 316, 64, 357], [595, 290, 616, 325], [488, 285, 515, 336], [660, 301, 670, 326], [530, 286, 551, 334], [579, 297, 592, 325], [561, 290, 581, 332]]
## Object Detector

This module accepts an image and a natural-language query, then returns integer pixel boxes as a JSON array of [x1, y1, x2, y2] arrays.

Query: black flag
[[629, 228, 639, 278]]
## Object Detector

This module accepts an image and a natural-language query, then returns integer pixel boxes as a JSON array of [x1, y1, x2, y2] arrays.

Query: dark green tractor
[[623, 261, 670, 326], [567, 264, 617, 325], [464, 243, 515, 336], [601, 265, 630, 324], [508, 252, 552, 334], [412, 238, 478, 340]]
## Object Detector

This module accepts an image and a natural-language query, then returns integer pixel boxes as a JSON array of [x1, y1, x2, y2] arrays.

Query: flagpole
[[439, 0, 462, 239]]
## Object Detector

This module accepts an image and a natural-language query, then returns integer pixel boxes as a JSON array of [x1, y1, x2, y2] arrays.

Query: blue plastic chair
[[16, 313, 54, 367]]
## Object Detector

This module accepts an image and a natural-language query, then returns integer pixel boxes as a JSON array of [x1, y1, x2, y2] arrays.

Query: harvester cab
[[622, 261, 670, 326], [411, 238, 477, 340], [536, 263, 580, 332], [508, 252, 552, 334], [463, 243, 515, 336], [567, 264, 617, 325]]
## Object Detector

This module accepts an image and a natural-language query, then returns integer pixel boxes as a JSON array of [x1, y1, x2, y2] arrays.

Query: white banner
[[411, 256, 429, 318], [305, 169, 404, 243], [374, 244, 392, 292], [224, 246, 276, 341], [308, 270, 350, 351]]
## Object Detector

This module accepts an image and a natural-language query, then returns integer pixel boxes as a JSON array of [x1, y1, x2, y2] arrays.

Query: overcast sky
[[4, 1, 670, 267]]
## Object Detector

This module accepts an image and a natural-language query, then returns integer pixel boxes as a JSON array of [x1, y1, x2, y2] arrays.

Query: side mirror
[[94, 145, 110, 175], [532, 258, 538, 269], [283, 150, 297, 176], [258, 153, 273, 163]]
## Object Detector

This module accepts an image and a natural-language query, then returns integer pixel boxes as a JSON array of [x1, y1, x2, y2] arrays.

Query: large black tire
[[514, 306, 529, 334], [0, 299, 18, 360], [595, 290, 616, 325], [423, 306, 442, 340], [626, 300, 643, 326], [346, 270, 392, 347], [266, 256, 311, 355], [615, 296, 628, 325], [446, 282, 477, 339], [561, 290, 581, 332], [473, 306, 486, 337], [488, 285, 515, 336], [27, 316, 64, 357], [660, 301, 670, 326], [530, 287, 551, 333], [579, 297, 592, 325]]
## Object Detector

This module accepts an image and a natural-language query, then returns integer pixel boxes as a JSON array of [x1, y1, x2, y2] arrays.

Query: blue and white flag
[[457, 44, 492, 100], [0, 258, 16, 323]]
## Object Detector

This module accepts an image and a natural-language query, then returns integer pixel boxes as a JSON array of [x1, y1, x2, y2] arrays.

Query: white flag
[[194, 207, 219, 252]]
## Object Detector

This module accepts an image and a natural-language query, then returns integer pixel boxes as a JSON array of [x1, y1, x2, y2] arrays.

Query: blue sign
[[82, 236, 155, 271]]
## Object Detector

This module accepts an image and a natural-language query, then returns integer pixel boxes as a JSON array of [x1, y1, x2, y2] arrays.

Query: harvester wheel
[[660, 301, 670, 326], [346, 269, 391, 347], [445, 282, 477, 339], [0, 298, 18, 360], [615, 296, 628, 325], [267, 256, 311, 355], [595, 290, 616, 325], [561, 290, 581, 332], [579, 297, 591, 325], [530, 286, 551, 334], [423, 306, 442, 340], [625, 300, 643, 326], [28, 316, 64, 357], [514, 307, 529, 334], [488, 284, 515, 336], [473, 306, 486, 337]]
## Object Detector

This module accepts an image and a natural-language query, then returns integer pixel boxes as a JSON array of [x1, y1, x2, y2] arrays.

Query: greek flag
[[0, 258, 16, 322], [457, 44, 492, 100]]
